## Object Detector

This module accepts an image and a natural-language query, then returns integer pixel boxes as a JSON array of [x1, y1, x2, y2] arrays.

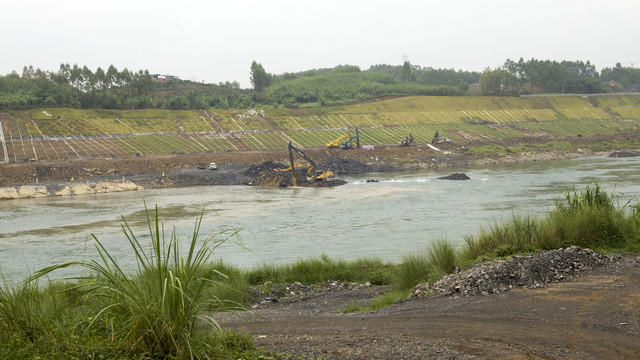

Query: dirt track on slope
[[222, 255, 640, 359]]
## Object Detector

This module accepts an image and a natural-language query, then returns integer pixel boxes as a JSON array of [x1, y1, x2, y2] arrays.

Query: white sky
[[2, 0, 638, 88]]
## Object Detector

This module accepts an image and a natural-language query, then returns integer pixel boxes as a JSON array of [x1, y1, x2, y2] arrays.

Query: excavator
[[326, 128, 360, 149], [399, 133, 415, 146], [284, 142, 334, 183], [326, 134, 350, 148]]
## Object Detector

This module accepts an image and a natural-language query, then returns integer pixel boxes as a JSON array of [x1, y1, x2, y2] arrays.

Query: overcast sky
[[2, 0, 638, 88]]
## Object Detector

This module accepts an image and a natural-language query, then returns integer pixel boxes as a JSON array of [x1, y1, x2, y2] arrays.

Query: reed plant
[[460, 214, 541, 262], [397, 249, 431, 290], [396, 238, 458, 290], [27, 205, 248, 359], [425, 239, 457, 278], [545, 184, 637, 249]]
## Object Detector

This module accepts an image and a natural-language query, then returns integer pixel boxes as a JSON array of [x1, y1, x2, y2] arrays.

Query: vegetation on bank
[[1, 185, 639, 358], [466, 137, 640, 157]]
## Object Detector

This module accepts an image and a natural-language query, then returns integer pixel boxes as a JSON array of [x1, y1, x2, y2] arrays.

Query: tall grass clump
[[460, 214, 541, 262], [460, 185, 640, 264], [546, 184, 638, 250], [0, 277, 62, 343], [397, 238, 457, 290], [28, 205, 249, 359], [426, 239, 457, 278], [398, 249, 431, 290]]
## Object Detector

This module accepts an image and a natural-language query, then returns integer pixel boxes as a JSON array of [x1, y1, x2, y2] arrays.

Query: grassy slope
[[2, 95, 640, 160]]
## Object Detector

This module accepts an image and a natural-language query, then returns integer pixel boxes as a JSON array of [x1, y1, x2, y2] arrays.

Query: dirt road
[[223, 255, 640, 359]]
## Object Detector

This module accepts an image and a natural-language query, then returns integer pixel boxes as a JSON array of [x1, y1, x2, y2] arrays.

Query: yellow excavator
[[285, 142, 333, 183], [326, 134, 350, 148], [326, 128, 360, 149]]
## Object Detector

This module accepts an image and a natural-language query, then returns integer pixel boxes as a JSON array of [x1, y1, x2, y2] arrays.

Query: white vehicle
[[209, 162, 217, 170]]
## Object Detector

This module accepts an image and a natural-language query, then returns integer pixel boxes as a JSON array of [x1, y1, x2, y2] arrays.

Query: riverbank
[[1, 133, 638, 200], [0, 180, 142, 200]]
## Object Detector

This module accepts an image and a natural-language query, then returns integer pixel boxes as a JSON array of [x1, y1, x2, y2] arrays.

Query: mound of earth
[[609, 150, 639, 157], [247, 170, 347, 188], [242, 161, 288, 177], [421, 246, 610, 297], [319, 156, 400, 174], [438, 172, 470, 180]]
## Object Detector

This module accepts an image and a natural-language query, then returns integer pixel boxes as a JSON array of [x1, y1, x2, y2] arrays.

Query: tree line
[[0, 64, 251, 110], [2, 59, 639, 111], [479, 58, 640, 96], [252, 63, 465, 108]]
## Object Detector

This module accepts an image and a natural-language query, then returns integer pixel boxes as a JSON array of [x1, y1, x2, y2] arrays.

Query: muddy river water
[[2, 155, 640, 280]]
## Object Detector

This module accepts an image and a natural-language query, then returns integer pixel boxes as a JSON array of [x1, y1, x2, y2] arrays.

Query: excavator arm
[[287, 142, 333, 181]]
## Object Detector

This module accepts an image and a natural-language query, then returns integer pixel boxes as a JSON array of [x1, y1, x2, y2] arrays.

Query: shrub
[[369, 269, 392, 285]]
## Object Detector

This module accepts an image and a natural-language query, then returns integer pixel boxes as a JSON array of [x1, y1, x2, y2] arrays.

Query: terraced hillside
[[1, 94, 639, 163]]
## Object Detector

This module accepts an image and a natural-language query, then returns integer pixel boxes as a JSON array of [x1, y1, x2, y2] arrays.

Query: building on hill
[[150, 74, 179, 82]]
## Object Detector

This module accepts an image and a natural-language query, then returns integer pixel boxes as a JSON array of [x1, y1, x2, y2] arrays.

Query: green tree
[[479, 67, 515, 96], [250, 60, 270, 92], [402, 61, 412, 82]]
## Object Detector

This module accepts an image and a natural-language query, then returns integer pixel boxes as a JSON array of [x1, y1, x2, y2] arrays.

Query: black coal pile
[[247, 170, 295, 187], [609, 150, 639, 158], [248, 170, 346, 188], [320, 157, 401, 174], [242, 161, 287, 177], [414, 247, 613, 297], [438, 173, 470, 180], [319, 157, 374, 174]]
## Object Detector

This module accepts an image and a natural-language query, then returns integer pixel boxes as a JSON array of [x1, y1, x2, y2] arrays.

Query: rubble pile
[[438, 172, 470, 180], [609, 150, 639, 158], [320, 156, 374, 174], [247, 170, 346, 187], [242, 161, 287, 177], [424, 247, 613, 297], [251, 280, 373, 307]]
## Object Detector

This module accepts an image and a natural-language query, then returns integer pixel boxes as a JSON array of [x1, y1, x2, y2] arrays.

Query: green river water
[[1, 155, 639, 280]]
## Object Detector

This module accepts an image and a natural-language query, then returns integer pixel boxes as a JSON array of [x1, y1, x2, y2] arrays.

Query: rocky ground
[[222, 249, 640, 359]]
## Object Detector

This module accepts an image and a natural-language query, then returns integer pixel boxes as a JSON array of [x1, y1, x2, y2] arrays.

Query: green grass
[[341, 289, 406, 314], [2, 205, 254, 359], [245, 254, 392, 285]]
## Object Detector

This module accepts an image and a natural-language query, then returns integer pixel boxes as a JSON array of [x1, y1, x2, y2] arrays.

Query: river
[[1, 155, 639, 280]]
